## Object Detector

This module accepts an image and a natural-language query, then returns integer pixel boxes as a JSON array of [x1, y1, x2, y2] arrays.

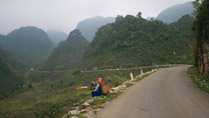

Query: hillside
[[47, 29, 68, 46], [0, 26, 54, 67], [76, 16, 115, 41], [0, 47, 24, 99], [41, 29, 89, 70], [81, 15, 194, 69], [171, 14, 194, 31], [156, 2, 194, 24]]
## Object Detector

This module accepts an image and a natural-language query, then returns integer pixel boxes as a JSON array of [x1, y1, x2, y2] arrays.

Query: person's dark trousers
[[91, 92, 102, 97]]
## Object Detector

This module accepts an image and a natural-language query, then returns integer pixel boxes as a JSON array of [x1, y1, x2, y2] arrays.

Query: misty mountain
[[41, 29, 89, 70], [0, 46, 24, 99], [47, 29, 68, 46], [75, 16, 115, 41], [0, 34, 6, 40], [0, 26, 54, 67], [156, 2, 194, 24], [80, 15, 194, 69]]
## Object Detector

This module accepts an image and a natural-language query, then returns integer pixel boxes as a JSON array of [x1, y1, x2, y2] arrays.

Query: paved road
[[96, 66, 209, 118]]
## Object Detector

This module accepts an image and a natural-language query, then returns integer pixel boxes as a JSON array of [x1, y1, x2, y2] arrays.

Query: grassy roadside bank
[[0, 68, 154, 118], [187, 66, 209, 93]]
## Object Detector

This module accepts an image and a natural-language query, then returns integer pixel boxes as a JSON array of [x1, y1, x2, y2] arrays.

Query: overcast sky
[[0, 0, 193, 35]]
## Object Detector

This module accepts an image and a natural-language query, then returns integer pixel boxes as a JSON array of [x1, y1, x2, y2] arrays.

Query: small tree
[[116, 15, 123, 22], [73, 70, 81, 77], [137, 12, 142, 19]]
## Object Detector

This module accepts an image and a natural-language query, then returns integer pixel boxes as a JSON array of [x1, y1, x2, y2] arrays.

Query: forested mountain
[[171, 14, 194, 31], [41, 29, 89, 70], [0, 47, 24, 99], [0, 26, 54, 67], [47, 29, 68, 46], [80, 15, 194, 69], [156, 2, 194, 24], [76, 16, 115, 41]]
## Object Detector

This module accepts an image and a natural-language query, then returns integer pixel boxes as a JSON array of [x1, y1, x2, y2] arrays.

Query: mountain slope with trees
[[0, 46, 24, 99], [41, 29, 89, 70], [76, 16, 115, 41], [80, 14, 194, 69], [0, 26, 54, 67], [171, 14, 194, 31]]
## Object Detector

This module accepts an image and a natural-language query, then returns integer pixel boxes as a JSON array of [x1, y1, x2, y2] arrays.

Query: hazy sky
[[0, 0, 193, 35]]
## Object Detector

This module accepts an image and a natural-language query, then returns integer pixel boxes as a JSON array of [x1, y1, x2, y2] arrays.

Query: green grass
[[77, 113, 87, 118], [187, 66, 209, 93], [126, 83, 133, 87], [89, 91, 122, 109]]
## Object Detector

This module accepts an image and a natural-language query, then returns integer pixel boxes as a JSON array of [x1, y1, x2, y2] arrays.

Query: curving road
[[96, 66, 209, 118]]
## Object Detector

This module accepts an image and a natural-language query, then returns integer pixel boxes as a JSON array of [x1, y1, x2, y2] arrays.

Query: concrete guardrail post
[[140, 69, 144, 76], [130, 73, 134, 81]]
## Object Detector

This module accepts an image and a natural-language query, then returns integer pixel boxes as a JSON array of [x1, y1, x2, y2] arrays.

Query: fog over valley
[[0, 0, 193, 35]]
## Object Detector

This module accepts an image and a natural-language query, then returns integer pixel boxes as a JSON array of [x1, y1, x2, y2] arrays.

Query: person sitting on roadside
[[91, 78, 103, 97], [90, 81, 96, 97]]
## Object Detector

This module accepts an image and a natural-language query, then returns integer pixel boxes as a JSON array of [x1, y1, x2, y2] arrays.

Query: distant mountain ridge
[[156, 2, 194, 24], [47, 29, 68, 46], [76, 16, 115, 41], [41, 29, 89, 70], [0, 26, 54, 67]]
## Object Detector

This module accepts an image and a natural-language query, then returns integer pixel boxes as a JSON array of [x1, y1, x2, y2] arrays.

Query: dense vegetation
[[41, 30, 89, 70], [0, 47, 24, 99], [76, 16, 115, 41], [0, 26, 54, 67], [156, 2, 194, 24], [171, 14, 194, 31], [80, 14, 194, 70], [192, 0, 209, 77], [170, 14, 195, 49]]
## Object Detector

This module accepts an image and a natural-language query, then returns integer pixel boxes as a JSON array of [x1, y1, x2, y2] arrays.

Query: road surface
[[96, 66, 209, 118]]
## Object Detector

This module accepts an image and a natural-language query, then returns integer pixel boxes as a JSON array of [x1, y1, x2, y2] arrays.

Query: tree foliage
[[192, 0, 209, 76]]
